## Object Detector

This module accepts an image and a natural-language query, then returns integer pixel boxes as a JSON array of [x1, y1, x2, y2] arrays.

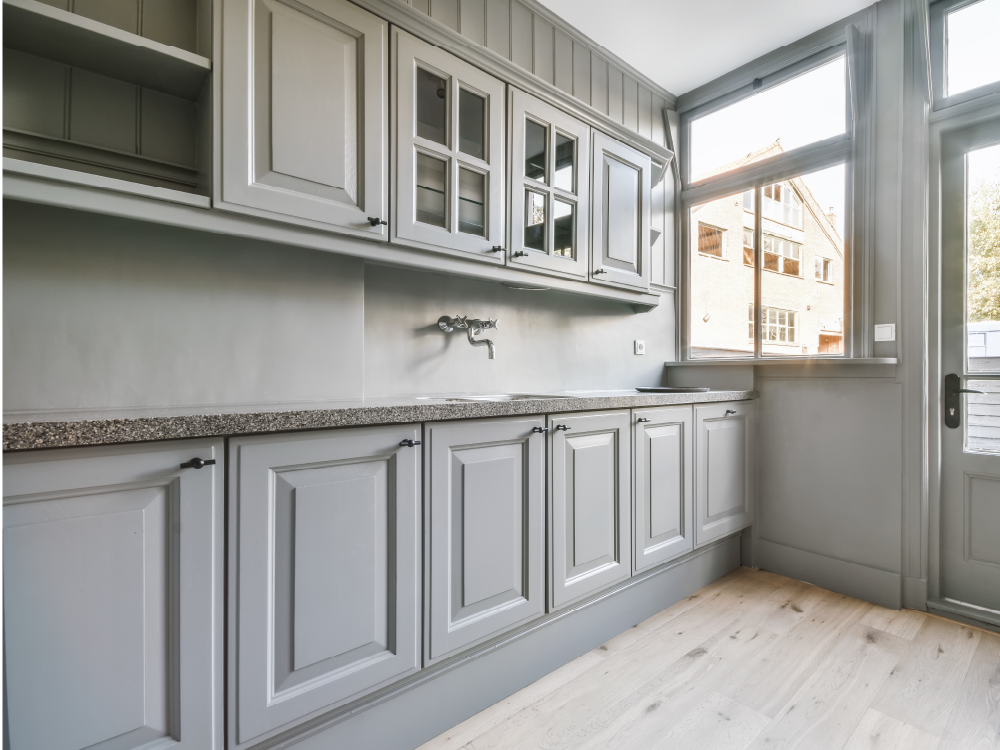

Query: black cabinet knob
[[725, 410, 737, 416], [555, 425, 571, 431], [593, 269, 608, 275], [512, 251, 528, 258], [532, 426, 549, 433], [180, 457, 216, 470], [637, 417, 651, 423], [489, 246, 504, 253], [399, 439, 422, 447], [367, 217, 388, 227]]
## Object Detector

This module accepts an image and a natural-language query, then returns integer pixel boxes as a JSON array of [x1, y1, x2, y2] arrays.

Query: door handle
[[944, 373, 984, 429]]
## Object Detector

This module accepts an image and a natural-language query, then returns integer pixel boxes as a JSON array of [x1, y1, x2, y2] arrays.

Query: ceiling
[[535, 0, 878, 97]]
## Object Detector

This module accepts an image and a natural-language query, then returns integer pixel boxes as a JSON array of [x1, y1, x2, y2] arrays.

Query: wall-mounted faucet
[[438, 315, 498, 360]]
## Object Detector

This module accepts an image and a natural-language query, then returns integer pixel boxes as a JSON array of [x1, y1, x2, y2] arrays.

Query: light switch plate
[[634, 340, 646, 355], [874, 324, 896, 342]]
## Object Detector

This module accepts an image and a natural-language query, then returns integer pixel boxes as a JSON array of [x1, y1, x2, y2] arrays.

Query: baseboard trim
[[927, 597, 1000, 633], [902, 576, 927, 610], [757, 539, 901, 609]]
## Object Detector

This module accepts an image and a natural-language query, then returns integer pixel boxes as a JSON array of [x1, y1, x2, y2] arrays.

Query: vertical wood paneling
[[431, 0, 459, 31], [553, 28, 572, 94], [459, 0, 486, 45], [607, 64, 623, 124], [531, 15, 553, 84], [622, 75, 638, 131], [70, 70, 138, 154], [141, 0, 197, 53], [651, 94, 667, 147], [412, 0, 429, 15], [484, 0, 510, 59], [638, 86, 652, 140], [590, 53, 608, 116], [572, 41, 590, 105], [510, 1, 532, 72]]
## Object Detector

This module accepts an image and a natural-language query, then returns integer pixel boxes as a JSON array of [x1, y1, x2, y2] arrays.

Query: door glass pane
[[416, 68, 447, 145], [762, 163, 846, 356], [458, 89, 485, 159], [554, 199, 575, 257], [524, 190, 546, 251], [947, 0, 1000, 97], [967, 143, 1000, 372], [525, 120, 547, 182], [690, 191, 755, 358], [967, 379, 1000, 453], [553, 133, 575, 192], [458, 167, 485, 236], [416, 152, 447, 228], [690, 56, 846, 181]]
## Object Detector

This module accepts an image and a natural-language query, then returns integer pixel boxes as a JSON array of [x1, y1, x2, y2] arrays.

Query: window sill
[[697, 252, 728, 261], [667, 357, 897, 366]]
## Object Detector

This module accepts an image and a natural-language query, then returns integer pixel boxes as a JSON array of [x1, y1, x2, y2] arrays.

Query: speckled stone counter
[[3, 389, 756, 451]]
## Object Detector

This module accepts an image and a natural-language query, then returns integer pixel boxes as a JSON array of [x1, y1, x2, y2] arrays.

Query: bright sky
[[948, 0, 1000, 96], [969, 143, 1000, 187]]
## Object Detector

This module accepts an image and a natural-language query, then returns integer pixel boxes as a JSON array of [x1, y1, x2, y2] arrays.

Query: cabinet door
[[694, 401, 756, 547], [425, 417, 545, 664], [549, 410, 631, 610], [393, 29, 506, 261], [219, 0, 387, 237], [230, 425, 421, 746], [633, 405, 693, 572], [3, 440, 224, 750], [591, 130, 652, 290], [509, 87, 590, 279]]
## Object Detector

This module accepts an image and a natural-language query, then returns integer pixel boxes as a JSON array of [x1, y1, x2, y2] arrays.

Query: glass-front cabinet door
[[393, 29, 505, 261], [508, 88, 590, 279]]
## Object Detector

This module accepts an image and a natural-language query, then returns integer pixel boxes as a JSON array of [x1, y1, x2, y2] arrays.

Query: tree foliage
[[969, 177, 1000, 323]]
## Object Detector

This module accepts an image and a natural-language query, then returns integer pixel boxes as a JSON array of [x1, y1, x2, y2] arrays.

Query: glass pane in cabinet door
[[524, 190, 546, 251], [458, 167, 485, 235], [525, 120, 547, 182], [416, 152, 447, 228], [553, 199, 575, 257], [416, 68, 447, 145], [553, 133, 575, 192], [459, 89, 486, 159]]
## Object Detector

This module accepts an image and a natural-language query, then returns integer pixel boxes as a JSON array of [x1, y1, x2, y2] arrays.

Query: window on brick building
[[763, 235, 801, 276], [698, 223, 726, 258], [816, 257, 833, 282], [743, 228, 754, 266]]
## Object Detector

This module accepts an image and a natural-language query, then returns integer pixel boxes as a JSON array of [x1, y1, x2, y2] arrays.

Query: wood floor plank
[[871, 617, 982, 735], [860, 608, 928, 641], [937, 632, 1000, 750], [842, 709, 941, 750], [651, 692, 770, 750], [744, 622, 908, 750]]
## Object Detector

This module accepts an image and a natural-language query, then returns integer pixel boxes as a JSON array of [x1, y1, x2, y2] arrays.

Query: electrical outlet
[[634, 340, 646, 355]]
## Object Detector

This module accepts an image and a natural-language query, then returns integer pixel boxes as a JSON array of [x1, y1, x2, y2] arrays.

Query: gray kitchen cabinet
[[393, 28, 506, 261], [3, 439, 225, 750], [633, 405, 694, 572], [549, 409, 632, 610], [229, 425, 421, 747], [218, 0, 387, 238], [508, 86, 591, 279], [424, 417, 546, 664], [591, 130, 652, 290], [694, 401, 756, 547]]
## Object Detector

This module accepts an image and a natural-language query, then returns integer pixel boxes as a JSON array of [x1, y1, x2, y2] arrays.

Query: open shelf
[[3, 0, 210, 101]]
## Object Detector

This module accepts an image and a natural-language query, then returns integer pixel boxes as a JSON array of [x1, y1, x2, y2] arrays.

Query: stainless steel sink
[[417, 393, 576, 402]]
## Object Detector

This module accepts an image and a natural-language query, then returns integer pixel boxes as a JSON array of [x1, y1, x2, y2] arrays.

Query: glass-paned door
[[393, 29, 505, 260], [508, 87, 590, 279], [939, 119, 1000, 620]]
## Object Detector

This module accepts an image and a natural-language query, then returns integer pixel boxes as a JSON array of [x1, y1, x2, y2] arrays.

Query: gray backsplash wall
[[3, 201, 673, 414]]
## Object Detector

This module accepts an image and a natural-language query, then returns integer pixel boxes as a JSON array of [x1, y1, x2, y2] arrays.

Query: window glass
[[743, 228, 755, 266], [946, 0, 1000, 97], [525, 120, 547, 182], [690, 56, 846, 181], [458, 167, 485, 235], [967, 380, 1000, 452], [966, 142, 1000, 373], [416, 68, 447, 145], [553, 133, 575, 191], [691, 192, 755, 358], [553, 200, 575, 257], [458, 89, 486, 159], [415, 152, 447, 227], [524, 190, 546, 251]]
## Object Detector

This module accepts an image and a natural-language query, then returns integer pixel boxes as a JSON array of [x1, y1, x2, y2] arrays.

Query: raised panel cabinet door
[[219, 0, 387, 237], [549, 410, 632, 610], [230, 425, 421, 747], [393, 28, 506, 261], [591, 130, 652, 290], [508, 86, 590, 279], [3, 439, 224, 750], [694, 401, 756, 547], [424, 417, 545, 664], [633, 405, 694, 572]]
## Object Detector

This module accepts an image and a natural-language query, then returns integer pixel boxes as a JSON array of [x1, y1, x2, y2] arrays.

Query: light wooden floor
[[419, 568, 1000, 750]]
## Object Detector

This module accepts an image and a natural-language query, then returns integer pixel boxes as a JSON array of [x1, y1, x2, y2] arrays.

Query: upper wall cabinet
[[591, 130, 652, 290], [218, 0, 387, 238], [393, 28, 506, 261], [508, 87, 590, 279]]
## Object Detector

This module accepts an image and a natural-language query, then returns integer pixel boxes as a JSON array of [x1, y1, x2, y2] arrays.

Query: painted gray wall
[[3, 202, 673, 414]]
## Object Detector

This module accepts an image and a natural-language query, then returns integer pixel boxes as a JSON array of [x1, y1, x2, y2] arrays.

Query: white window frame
[[696, 222, 727, 260], [929, 0, 1000, 111], [815, 256, 833, 283]]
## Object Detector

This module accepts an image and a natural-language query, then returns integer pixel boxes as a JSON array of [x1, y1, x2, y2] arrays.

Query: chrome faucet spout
[[439, 314, 498, 360], [466, 327, 496, 359]]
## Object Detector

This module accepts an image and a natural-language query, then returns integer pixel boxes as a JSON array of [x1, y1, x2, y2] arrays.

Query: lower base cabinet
[[228, 425, 422, 747], [694, 401, 756, 547], [424, 417, 546, 664], [2, 440, 225, 750], [549, 409, 632, 610]]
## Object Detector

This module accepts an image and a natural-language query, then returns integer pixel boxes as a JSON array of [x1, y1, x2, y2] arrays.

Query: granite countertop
[[3, 389, 757, 451]]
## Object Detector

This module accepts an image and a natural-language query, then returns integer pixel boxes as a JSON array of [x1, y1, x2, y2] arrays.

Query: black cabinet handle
[[725, 410, 737, 416], [489, 246, 504, 253], [180, 457, 216, 470], [512, 251, 528, 258], [593, 269, 608, 275], [555, 425, 571, 431], [367, 217, 388, 227], [637, 417, 651, 423], [532, 426, 549, 433], [399, 439, 422, 447]]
